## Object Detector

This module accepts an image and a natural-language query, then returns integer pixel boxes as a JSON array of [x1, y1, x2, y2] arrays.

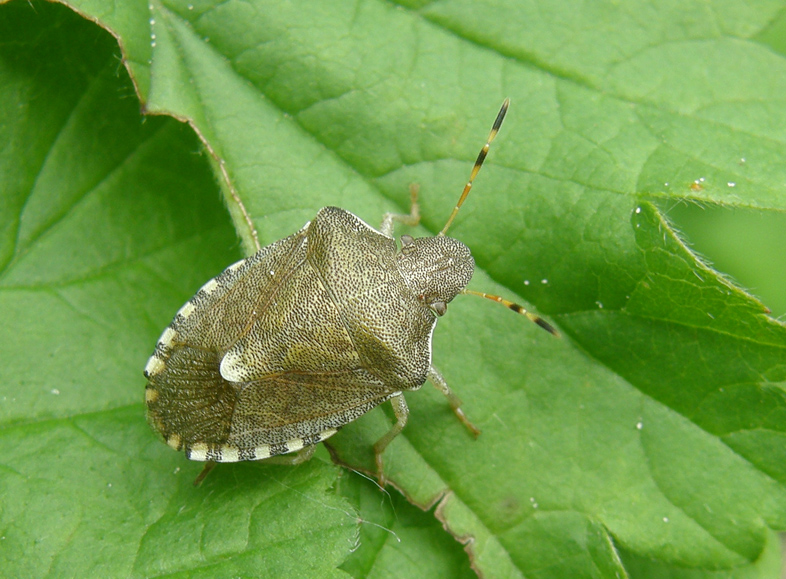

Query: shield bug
[[144, 100, 557, 485]]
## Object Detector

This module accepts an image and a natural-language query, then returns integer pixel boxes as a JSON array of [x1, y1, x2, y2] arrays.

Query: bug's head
[[396, 234, 474, 316]]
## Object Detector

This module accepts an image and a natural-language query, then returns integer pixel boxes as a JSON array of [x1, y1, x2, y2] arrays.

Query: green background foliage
[[1, 0, 786, 577]]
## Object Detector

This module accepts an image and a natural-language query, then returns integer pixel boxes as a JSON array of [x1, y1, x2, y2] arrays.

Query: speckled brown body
[[145, 206, 473, 463], [143, 100, 548, 479]]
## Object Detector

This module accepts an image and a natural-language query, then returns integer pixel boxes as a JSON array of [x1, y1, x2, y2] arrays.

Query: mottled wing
[[145, 218, 404, 462], [145, 226, 312, 457], [150, 355, 394, 463], [224, 369, 396, 453]]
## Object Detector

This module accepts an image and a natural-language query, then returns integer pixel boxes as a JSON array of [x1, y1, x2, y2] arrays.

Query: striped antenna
[[439, 99, 510, 236], [462, 290, 559, 336]]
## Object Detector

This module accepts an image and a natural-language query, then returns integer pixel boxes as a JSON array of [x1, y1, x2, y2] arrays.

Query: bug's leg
[[428, 366, 481, 437], [193, 461, 216, 486], [380, 184, 420, 237], [373, 393, 409, 485], [288, 444, 317, 464], [264, 444, 317, 465]]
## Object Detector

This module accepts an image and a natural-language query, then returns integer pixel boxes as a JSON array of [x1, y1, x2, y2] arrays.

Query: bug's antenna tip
[[439, 100, 511, 236], [493, 99, 510, 130], [534, 317, 560, 337]]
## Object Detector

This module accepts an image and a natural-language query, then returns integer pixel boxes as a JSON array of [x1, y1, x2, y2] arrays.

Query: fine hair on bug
[[144, 99, 558, 486]]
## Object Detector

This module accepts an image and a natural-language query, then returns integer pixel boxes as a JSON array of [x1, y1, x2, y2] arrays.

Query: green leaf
[[0, 3, 356, 577], [2, 0, 786, 578], [336, 471, 477, 579]]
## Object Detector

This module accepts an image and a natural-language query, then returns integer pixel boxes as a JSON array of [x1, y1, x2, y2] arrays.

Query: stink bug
[[144, 100, 557, 485]]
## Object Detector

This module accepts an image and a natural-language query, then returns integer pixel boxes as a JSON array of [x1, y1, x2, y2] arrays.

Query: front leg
[[380, 184, 420, 237]]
